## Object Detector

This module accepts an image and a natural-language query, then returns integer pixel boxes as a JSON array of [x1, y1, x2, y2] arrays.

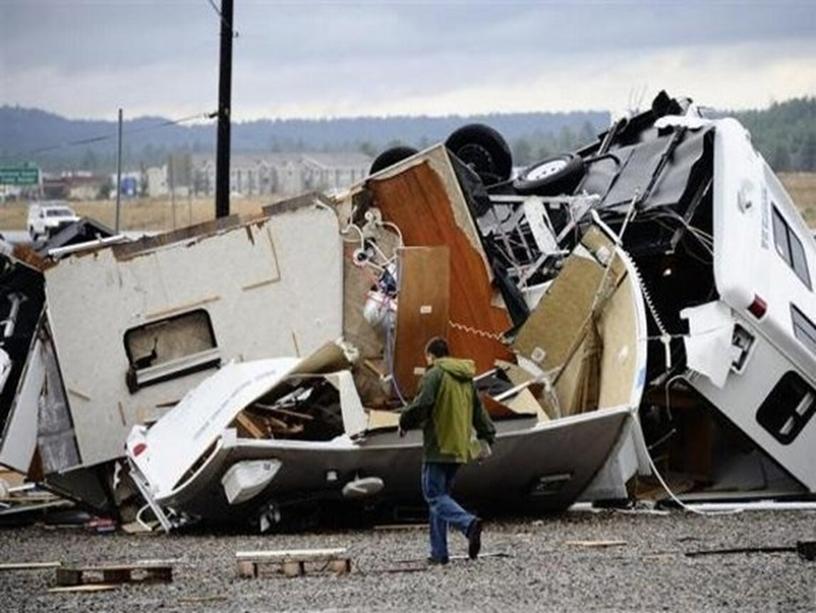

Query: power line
[[2, 111, 218, 161], [204, 0, 237, 38], [205, 0, 221, 16]]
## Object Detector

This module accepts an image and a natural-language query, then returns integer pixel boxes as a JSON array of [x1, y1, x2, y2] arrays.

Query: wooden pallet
[[236, 548, 351, 578], [55, 563, 173, 587]]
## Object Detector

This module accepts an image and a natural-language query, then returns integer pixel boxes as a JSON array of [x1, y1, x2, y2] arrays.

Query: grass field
[[0, 195, 271, 233], [2, 173, 815, 233], [778, 172, 816, 227]]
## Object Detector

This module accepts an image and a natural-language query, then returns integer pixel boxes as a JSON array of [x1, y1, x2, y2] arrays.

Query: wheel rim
[[526, 158, 568, 181]]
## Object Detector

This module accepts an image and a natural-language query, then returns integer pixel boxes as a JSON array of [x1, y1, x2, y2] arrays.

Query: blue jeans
[[421, 462, 476, 561]]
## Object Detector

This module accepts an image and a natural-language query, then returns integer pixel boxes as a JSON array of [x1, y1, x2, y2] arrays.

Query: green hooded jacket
[[399, 357, 496, 464]]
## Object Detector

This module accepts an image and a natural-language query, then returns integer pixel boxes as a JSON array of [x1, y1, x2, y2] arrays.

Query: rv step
[[236, 548, 351, 578], [55, 562, 173, 587]]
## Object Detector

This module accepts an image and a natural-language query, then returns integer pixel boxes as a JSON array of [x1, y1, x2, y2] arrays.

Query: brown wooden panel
[[369, 161, 513, 374], [393, 247, 450, 396]]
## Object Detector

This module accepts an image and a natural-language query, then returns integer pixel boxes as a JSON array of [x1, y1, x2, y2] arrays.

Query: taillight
[[132, 442, 147, 457], [748, 295, 767, 319]]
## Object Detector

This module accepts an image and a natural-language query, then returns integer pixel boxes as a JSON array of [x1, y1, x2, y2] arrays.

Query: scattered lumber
[[0, 561, 62, 571], [235, 413, 266, 439], [48, 584, 118, 594], [252, 402, 315, 421], [565, 539, 627, 548], [685, 541, 816, 561], [55, 562, 173, 587], [685, 546, 792, 557], [236, 548, 351, 578]]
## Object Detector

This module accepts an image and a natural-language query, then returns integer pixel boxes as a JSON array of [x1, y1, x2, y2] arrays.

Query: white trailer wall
[[44, 204, 343, 466]]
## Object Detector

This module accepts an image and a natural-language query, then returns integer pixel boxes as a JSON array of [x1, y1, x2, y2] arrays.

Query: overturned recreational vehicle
[[2, 92, 814, 527], [377, 91, 815, 499]]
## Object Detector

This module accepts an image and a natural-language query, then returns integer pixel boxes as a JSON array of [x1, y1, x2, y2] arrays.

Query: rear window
[[756, 371, 816, 445], [771, 206, 812, 290], [46, 208, 74, 217]]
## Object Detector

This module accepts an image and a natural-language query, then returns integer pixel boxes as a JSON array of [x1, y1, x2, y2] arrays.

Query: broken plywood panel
[[516, 230, 635, 416], [369, 159, 512, 373], [393, 247, 450, 397], [513, 255, 604, 371]]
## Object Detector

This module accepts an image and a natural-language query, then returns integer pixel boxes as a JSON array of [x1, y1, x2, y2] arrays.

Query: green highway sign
[[0, 165, 40, 186]]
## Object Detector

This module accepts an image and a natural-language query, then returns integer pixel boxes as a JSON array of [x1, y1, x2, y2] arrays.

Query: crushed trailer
[[1, 91, 814, 531]]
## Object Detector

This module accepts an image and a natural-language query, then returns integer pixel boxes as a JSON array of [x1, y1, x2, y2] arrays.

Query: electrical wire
[[379, 221, 404, 248], [598, 203, 734, 516], [1, 111, 218, 161], [643, 451, 741, 517]]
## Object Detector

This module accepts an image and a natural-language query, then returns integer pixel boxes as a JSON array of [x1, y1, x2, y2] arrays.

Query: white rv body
[[682, 118, 816, 490]]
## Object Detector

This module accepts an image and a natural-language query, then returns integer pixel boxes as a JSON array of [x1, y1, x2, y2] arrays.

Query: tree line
[[1, 96, 813, 174], [731, 97, 816, 172]]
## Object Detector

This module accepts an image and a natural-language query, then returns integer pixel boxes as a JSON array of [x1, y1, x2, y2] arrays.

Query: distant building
[[301, 153, 374, 194], [191, 152, 372, 198], [0, 184, 24, 202], [107, 171, 142, 198], [42, 175, 68, 200], [145, 166, 168, 198], [64, 172, 106, 201]]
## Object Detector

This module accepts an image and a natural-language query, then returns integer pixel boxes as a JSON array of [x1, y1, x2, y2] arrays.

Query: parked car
[[27, 201, 79, 239]]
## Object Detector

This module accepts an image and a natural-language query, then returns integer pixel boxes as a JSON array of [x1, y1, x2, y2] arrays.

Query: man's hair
[[425, 336, 450, 359]]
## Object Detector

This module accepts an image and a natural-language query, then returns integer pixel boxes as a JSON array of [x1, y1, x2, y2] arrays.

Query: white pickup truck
[[27, 202, 80, 239]]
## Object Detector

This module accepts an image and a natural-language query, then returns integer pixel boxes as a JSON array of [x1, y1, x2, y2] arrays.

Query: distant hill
[[2, 95, 813, 174], [0, 106, 609, 173]]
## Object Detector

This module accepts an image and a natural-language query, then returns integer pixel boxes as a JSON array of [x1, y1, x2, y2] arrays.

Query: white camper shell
[[680, 118, 816, 491]]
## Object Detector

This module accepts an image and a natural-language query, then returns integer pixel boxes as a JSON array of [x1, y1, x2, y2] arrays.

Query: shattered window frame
[[123, 309, 220, 392], [771, 205, 812, 290]]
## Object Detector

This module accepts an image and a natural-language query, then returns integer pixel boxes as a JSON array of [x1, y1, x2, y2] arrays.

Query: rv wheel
[[369, 146, 419, 175], [513, 153, 585, 196], [445, 123, 513, 186]]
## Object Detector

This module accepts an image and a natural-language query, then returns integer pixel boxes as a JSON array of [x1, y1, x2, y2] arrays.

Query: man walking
[[399, 337, 496, 565]]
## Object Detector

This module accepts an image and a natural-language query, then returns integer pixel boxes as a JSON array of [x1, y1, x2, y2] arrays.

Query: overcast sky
[[1, 0, 815, 121]]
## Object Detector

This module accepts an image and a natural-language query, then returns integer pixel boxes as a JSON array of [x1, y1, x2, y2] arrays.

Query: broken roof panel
[[42, 203, 344, 466]]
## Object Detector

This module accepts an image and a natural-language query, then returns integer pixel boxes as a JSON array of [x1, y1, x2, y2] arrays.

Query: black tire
[[513, 153, 585, 196], [445, 124, 512, 185], [369, 146, 419, 175]]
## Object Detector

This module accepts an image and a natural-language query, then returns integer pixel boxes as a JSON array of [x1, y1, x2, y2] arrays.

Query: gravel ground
[[1, 510, 815, 612]]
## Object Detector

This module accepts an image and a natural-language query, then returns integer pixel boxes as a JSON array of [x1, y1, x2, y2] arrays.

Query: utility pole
[[169, 155, 177, 230], [115, 108, 123, 232], [215, 0, 234, 219]]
